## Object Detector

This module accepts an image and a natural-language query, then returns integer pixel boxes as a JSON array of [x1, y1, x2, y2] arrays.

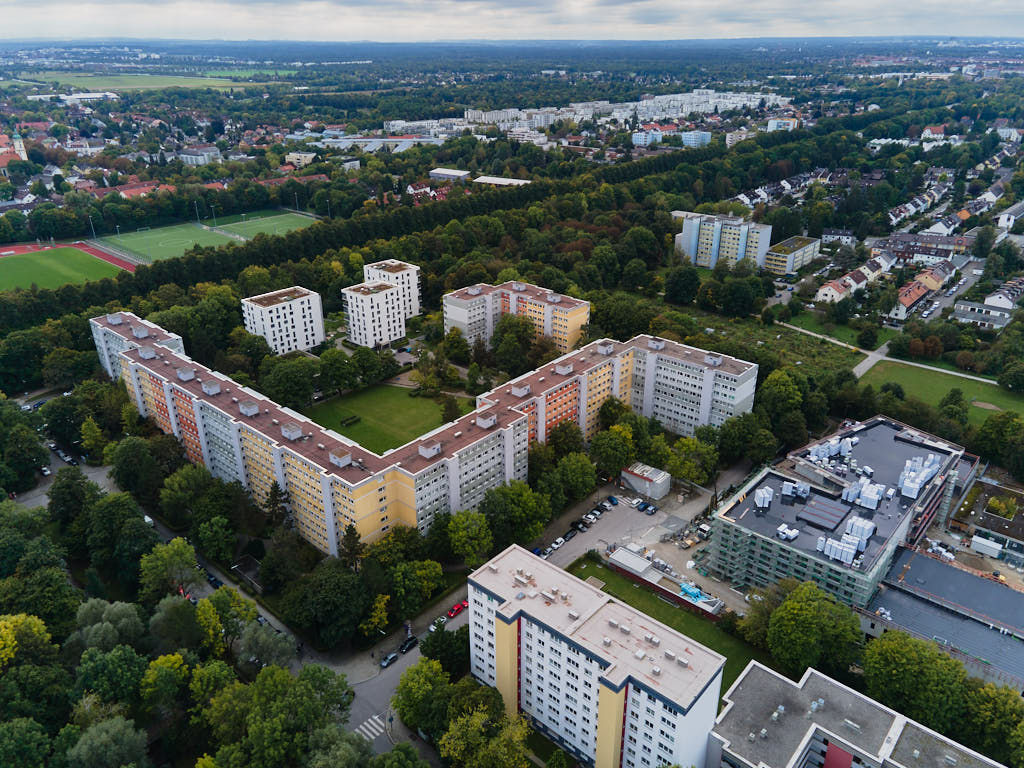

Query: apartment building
[[469, 546, 725, 768], [672, 212, 772, 269], [91, 312, 185, 380], [706, 417, 976, 608], [442, 281, 591, 353], [342, 282, 405, 348], [764, 236, 821, 275], [363, 259, 421, 318], [710, 662, 1004, 768], [766, 117, 798, 132], [241, 286, 325, 355]]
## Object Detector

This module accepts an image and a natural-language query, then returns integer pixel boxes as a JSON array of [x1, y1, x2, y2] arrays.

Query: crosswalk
[[354, 714, 386, 741]]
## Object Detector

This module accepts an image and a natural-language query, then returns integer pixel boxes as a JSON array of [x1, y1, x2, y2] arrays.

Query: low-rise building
[[241, 287, 325, 355], [915, 260, 955, 291], [363, 259, 421, 319], [285, 151, 317, 168], [821, 228, 856, 247], [764, 236, 820, 275], [179, 145, 221, 166], [473, 175, 531, 186], [952, 300, 1013, 331], [429, 167, 472, 182], [342, 282, 405, 348], [888, 281, 930, 321], [469, 546, 725, 768], [985, 277, 1024, 310], [814, 280, 850, 304]]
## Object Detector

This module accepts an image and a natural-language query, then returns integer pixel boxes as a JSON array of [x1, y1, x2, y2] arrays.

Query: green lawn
[[203, 69, 298, 78], [19, 71, 254, 90], [786, 312, 898, 350], [860, 360, 1024, 425], [218, 212, 317, 238], [567, 560, 776, 691], [0, 246, 121, 290], [302, 385, 474, 454], [99, 223, 236, 263]]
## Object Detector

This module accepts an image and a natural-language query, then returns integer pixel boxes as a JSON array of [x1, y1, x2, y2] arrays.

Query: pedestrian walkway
[[354, 715, 387, 741]]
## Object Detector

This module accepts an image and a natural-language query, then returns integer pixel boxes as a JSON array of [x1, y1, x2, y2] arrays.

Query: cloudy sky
[[2, 0, 1023, 40]]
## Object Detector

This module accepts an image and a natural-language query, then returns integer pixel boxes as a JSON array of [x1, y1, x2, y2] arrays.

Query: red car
[[447, 600, 468, 618]]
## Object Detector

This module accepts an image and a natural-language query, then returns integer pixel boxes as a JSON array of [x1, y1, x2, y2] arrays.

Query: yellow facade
[[239, 427, 276, 503], [282, 452, 331, 552], [493, 616, 520, 717], [595, 681, 627, 768]]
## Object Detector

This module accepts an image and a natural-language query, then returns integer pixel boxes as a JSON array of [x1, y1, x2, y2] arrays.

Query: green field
[[0, 247, 121, 291], [568, 560, 777, 691], [99, 223, 236, 263], [786, 312, 898, 350], [203, 69, 298, 78], [303, 385, 474, 454], [19, 72, 253, 90], [860, 360, 1024, 425], [218, 212, 317, 238]]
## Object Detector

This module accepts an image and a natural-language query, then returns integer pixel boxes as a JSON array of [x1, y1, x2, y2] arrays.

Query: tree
[[0, 567, 82, 640], [448, 510, 493, 568], [3, 425, 47, 491], [138, 537, 201, 605], [338, 523, 366, 571], [238, 622, 297, 672], [283, 560, 370, 648], [420, 623, 471, 678], [0, 717, 50, 768], [736, 578, 801, 649], [998, 360, 1024, 393], [72, 599, 144, 652], [856, 326, 878, 349], [441, 395, 461, 423], [958, 681, 1024, 765], [480, 481, 551, 551], [196, 516, 235, 563], [149, 594, 202, 654], [263, 481, 290, 528], [80, 417, 107, 460], [260, 357, 320, 408], [392, 657, 452, 739], [392, 559, 444, 619], [66, 716, 148, 768], [107, 437, 162, 507], [721, 280, 755, 317], [665, 266, 700, 305], [307, 725, 375, 768], [439, 709, 531, 768], [757, 369, 803, 434], [760, 306, 775, 325], [320, 348, 358, 393], [359, 594, 390, 638], [556, 452, 597, 502], [863, 631, 967, 734], [47, 467, 101, 529], [74, 644, 148, 707], [140, 653, 189, 716], [442, 328, 471, 365], [666, 437, 718, 486], [546, 420, 584, 459], [766, 582, 861, 678], [160, 464, 215, 528], [621, 258, 649, 291], [589, 428, 636, 478], [546, 751, 571, 768], [371, 743, 431, 768]]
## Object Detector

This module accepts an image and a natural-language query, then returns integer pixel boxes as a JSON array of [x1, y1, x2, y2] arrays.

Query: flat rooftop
[[715, 663, 998, 768], [244, 286, 313, 307], [367, 259, 416, 274], [443, 281, 589, 312], [470, 546, 724, 709], [93, 312, 180, 344], [343, 282, 395, 296], [768, 235, 817, 254]]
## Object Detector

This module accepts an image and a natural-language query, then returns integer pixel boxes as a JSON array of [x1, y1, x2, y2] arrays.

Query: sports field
[[860, 360, 1024, 426], [19, 72, 251, 90], [218, 212, 316, 238], [0, 247, 121, 291], [303, 385, 474, 454], [99, 223, 236, 262]]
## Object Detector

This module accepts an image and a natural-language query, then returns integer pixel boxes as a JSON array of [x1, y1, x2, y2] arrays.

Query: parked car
[[573, 520, 589, 532], [380, 652, 400, 668], [607, 496, 619, 506], [583, 513, 598, 524], [629, 498, 642, 508], [591, 507, 604, 518], [399, 635, 419, 653], [541, 546, 553, 559], [256, 616, 268, 626], [599, 500, 612, 511], [638, 502, 650, 511], [550, 537, 565, 550], [429, 616, 447, 632], [645, 507, 657, 516], [563, 528, 578, 542], [40, 466, 51, 476], [447, 601, 465, 618]]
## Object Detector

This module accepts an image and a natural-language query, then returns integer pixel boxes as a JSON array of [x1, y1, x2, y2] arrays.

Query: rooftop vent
[[546, 294, 561, 304], [912, 751, 920, 760], [139, 346, 157, 360], [597, 342, 614, 356], [541, 590, 556, 602], [317, 443, 325, 450], [943, 758, 958, 767], [704, 354, 723, 367], [664, 650, 676, 661], [239, 400, 259, 417], [487, 563, 498, 573], [467, 285, 482, 296], [652, 666, 661, 677], [476, 413, 497, 429], [759, 729, 768, 740], [619, 625, 631, 635], [281, 422, 304, 441], [676, 657, 689, 668], [515, 574, 529, 587], [511, 383, 531, 397], [201, 380, 221, 396], [634, 649, 646, 660], [843, 719, 861, 733], [607, 619, 619, 629], [603, 637, 612, 647], [568, 609, 580, 620], [647, 338, 665, 351], [131, 325, 150, 339], [418, 442, 441, 459], [106, 313, 123, 325], [748, 733, 757, 743], [329, 450, 352, 469], [176, 367, 195, 382], [512, 282, 526, 291], [555, 363, 574, 375]]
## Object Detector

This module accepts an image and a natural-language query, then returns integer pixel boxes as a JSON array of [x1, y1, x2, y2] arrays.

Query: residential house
[[985, 277, 1024, 310], [814, 279, 850, 304], [888, 281, 930, 321], [952, 301, 1013, 331], [915, 260, 955, 291], [821, 228, 855, 247]]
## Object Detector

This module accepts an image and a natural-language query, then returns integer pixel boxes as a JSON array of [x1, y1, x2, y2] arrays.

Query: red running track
[[0, 241, 136, 273]]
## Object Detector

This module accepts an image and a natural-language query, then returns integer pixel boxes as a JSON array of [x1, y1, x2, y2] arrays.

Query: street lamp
[[87, 214, 96, 239], [294, 191, 300, 212], [115, 224, 120, 237]]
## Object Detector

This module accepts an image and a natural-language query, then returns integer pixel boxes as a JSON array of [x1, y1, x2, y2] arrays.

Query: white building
[[821, 228, 856, 247], [469, 546, 725, 768], [363, 259, 421, 318], [429, 168, 472, 182], [632, 130, 662, 147], [766, 118, 798, 132], [473, 175, 532, 187], [342, 282, 405, 348], [725, 130, 755, 148], [680, 130, 712, 148], [241, 286, 325, 355], [673, 211, 772, 269], [285, 151, 317, 168], [90, 312, 185, 380]]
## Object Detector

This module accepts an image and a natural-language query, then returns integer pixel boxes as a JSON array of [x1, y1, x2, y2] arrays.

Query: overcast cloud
[[1, 0, 1023, 40]]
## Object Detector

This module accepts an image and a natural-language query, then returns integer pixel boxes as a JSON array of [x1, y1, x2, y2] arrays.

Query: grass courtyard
[[0, 247, 121, 291], [218, 212, 317, 238], [302, 385, 475, 454], [567, 560, 776, 691], [99, 223, 237, 262], [786, 312, 899, 350], [860, 360, 1024, 425]]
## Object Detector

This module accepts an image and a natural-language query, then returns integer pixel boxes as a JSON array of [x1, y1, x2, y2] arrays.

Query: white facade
[[363, 259, 421, 318], [429, 167, 472, 182], [241, 286, 325, 355], [343, 282, 405, 348], [90, 312, 185, 380], [766, 118, 798, 132], [673, 212, 772, 269]]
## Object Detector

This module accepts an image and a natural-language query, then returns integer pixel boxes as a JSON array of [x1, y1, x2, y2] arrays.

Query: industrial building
[[91, 312, 756, 554], [241, 286, 325, 355], [672, 211, 772, 270], [706, 417, 977, 607], [710, 661, 1005, 768], [469, 546, 725, 768], [442, 281, 591, 353]]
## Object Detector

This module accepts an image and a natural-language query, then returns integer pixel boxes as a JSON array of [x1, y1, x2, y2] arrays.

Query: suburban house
[[888, 281, 930, 321]]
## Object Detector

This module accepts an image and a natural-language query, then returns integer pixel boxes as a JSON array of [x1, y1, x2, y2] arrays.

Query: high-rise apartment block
[[469, 546, 725, 768], [363, 259, 421, 318], [442, 281, 591, 353], [673, 212, 772, 269], [342, 282, 405, 348], [92, 311, 756, 554], [241, 286, 325, 355]]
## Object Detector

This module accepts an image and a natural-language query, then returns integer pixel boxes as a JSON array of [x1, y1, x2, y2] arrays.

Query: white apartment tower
[[343, 282, 405, 348], [241, 286, 325, 355], [673, 212, 772, 269], [363, 259, 421, 318], [469, 546, 725, 768]]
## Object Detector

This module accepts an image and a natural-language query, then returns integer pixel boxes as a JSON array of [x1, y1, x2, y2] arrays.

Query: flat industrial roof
[[243, 286, 313, 307], [471, 546, 724, 709]]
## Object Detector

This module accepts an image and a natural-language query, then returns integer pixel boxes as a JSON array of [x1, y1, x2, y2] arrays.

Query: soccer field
[[218, 212, 317, 238], [0, 247, 121, 291], [99, 223, 237, 262]]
